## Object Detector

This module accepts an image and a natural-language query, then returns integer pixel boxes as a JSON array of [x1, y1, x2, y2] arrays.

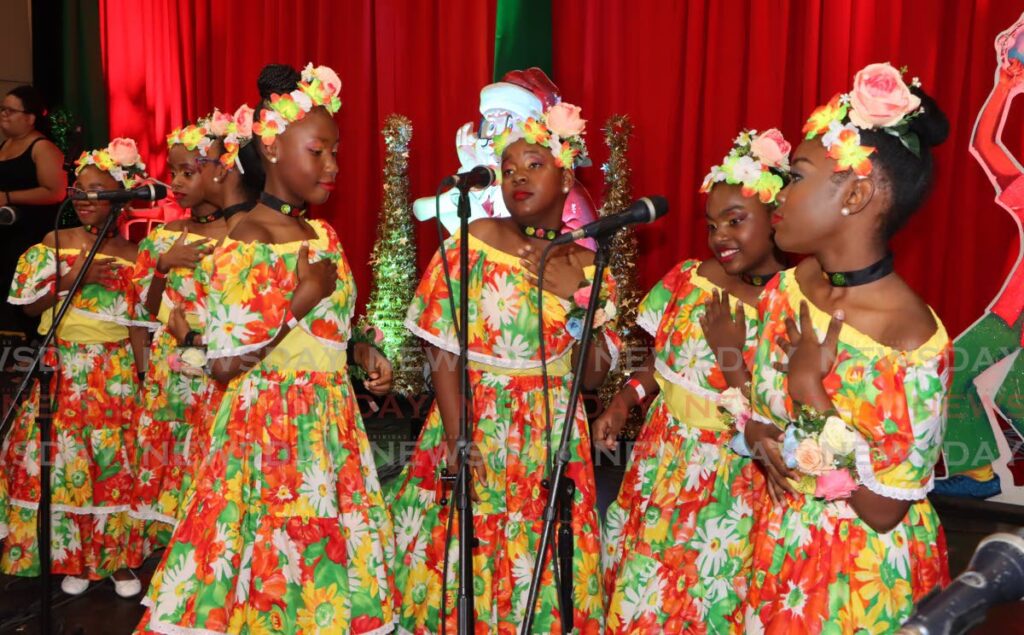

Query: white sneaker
[[61, 575, 89, 595], [112, 570, 141, 598]]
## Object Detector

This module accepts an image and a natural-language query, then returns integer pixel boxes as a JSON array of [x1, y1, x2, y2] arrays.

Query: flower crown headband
[[166, 104, 255, 173], [252, 63, 342, 147], [75, 137, 147, 189], [700, 128, 791, 204], [491, 101, 590, 169], [803, 62, 924, 177]]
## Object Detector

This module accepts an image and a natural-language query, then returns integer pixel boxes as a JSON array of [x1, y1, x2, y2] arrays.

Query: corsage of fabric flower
[[700, 128, 792, 204], [491, 101, 590, 169], [74, 137, 148, 189], [564, 279, 616, 340], [780, 405, 862, 501], [252, 63, 342, 147], [803, 62, 925, 176]]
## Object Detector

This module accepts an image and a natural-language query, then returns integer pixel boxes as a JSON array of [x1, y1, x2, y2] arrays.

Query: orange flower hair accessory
[[75, 137, 148, 189], [252, 63, 342, 147], [700, 128, 791, 204], [491, 101, 589, 169], [803, 62, 925, 176]]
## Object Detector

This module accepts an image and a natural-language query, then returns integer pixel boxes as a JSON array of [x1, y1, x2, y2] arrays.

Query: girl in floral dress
[[741, 64, 951, 633], [128, 105, 256, 558], [0, 138, 150, 597], [388, 101, 620, 633], [597, 129, 790, 634], [135, 63, 395, 635]]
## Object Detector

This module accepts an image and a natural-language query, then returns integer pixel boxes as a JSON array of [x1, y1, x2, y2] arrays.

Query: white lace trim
[[854, 437, 933, 501], [147, 610, 395, 635], [635, 313, 658, 338], [298, 321, 349, 350], [405, 319, 573, 371], [654, 357, 724, 404], [8, 288, 50, 305], [128, 508, 177, 526], [205, 339, 272, 360], [9, 499, 131, 514], [70, 307, 149, 329], [604, 330, 620, 372]]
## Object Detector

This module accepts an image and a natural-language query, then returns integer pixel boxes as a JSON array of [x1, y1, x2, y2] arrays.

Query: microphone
[[0, 206, 16, 226], [441, 165, 497, 191], [69, 183, 168, 203], [551, 195, 668, 245], [898, 529, 1024, 635]]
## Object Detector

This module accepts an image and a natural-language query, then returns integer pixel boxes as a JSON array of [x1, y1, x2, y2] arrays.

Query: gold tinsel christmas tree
[[359, 115, 426, 395], [597, 115, 646, 438]]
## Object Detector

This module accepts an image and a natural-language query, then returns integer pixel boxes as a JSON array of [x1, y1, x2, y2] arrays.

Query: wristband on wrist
[[284, 309, 299, 330], [626, 377, 646, 404]]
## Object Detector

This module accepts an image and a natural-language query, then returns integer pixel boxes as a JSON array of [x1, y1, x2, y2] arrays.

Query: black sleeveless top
[[0, 136, 60, 338], [0, 137, 45, 191]]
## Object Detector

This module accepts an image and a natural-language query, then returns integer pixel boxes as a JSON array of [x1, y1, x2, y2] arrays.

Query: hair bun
[[257, 64, 301, 101], [908, 86, 949, 148]]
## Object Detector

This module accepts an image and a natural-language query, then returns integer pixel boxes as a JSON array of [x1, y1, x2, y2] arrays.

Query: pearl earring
[[562, 187, 569, 193], [841, 207, 850, 216], [213, 177, 221, 183], [270, 157, 278, 164]]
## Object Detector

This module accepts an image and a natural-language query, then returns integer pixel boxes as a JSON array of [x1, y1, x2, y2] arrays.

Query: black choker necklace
[[741, 272, 773, 287], [520, 224, 561, 241], [83, 224, 117, 238], [221, 201, 253, 219], [190, 209, 224, 224], [822, 253, 895, 287], [260, 192, 306, 218]]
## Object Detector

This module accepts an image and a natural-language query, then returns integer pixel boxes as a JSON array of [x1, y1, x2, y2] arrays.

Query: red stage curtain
[[98, 0, 497, 308], [553, 0, 1024, 335], [99, 0, 1024, 334]]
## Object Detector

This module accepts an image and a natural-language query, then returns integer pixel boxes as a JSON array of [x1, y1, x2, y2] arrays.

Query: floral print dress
[[0, 243, 142, 579], [741, 269, 950, 634], [602, 259, 764, 634], [135, 219, 396, 635], [387, 231, 621, 634], [128, 226, 225, 555]]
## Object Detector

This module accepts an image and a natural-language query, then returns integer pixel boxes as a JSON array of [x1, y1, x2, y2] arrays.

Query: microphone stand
[[437, 182, 477, 635], [520, 235, 613, 635], [0, 202, 123, 635]]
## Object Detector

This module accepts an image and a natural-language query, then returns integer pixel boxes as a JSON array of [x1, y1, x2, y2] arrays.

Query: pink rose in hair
[[847, 62, 922, 129], [814, 468, 858, 501], [313, 65, 342, 98], [234, 104, 254, 138], [546, 102, 586, 138], [750, 128, 791, 168], [107, 137, 140, 166], [208, 109, 233, 137]]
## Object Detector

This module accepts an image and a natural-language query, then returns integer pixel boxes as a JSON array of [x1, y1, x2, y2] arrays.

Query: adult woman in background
[[0, 85, 67, 337]]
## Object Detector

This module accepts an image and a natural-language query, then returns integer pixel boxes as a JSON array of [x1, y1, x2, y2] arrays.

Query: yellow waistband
[[261, 327, 348, 372], [655, 372, 728, 431], [468, 352, 573, 377]]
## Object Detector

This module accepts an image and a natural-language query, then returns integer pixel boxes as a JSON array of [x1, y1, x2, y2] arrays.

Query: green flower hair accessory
[[701, 128, 791, 204], [492, 101, 590, 169], [75, 137, 148, 189], [252, 62, 343, 147]]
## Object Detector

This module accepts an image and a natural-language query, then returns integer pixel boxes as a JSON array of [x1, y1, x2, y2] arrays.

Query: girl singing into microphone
[[0, 138, 150, 598], [388, 100, 620, 632]]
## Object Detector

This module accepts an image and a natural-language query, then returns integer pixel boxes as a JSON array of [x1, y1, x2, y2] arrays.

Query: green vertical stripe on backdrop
[[493, 0, 553, 80], [62, 0, 109, 150]]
